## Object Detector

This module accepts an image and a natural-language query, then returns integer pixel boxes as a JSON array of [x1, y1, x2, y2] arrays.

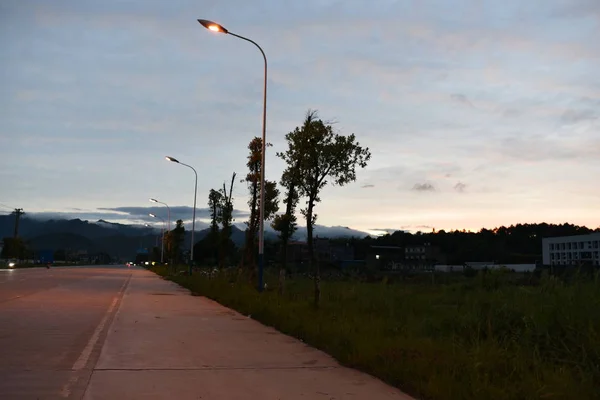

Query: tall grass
[[152, 266, 600, 400]]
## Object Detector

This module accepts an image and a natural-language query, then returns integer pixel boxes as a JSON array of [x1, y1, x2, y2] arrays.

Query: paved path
[[0, 266, 414, 399]]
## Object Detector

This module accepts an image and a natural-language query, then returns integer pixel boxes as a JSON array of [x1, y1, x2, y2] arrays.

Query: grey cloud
[[415, 225, 435, 230], [579, 97, 600, 107], [28, 211, 136, 222], [28, 207, 250, 227], [450, 93, 475, 108], [498, 135, 600, 162], [503, 108, 521, 118], [561, 109, 598, 124], [98, 206, 250, 220], [454, 182, 467, 192], [370, 228, 402, 234], [375, 225, 433, 233], [262, 222, 369, 239], [361, 184, 375, 188], [27, 210, 213, 229], [412, 183, 436, 192], [551, 0, 600, 18]]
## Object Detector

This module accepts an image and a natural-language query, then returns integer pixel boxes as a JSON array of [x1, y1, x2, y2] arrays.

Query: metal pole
[[161, 226, 165, 264], [158, 201, 171, 231], [228, 32, 267, 292], [165, 204, 171, 231], [180, 163, 198, 275]]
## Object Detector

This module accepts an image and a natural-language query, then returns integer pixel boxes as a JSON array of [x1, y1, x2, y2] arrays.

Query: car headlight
[[8, 262, 15, 268]]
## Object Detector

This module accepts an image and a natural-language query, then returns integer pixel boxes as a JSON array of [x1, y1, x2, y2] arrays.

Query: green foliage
[[207, 189, 222, 235], [164, 219, 185, 264], [218, 173, 237, 268], [202, 188, 222, 264], [242, 137, 280, 270], [371, 222, 598, 264], [277, 110, 371, 306], [1, 237, 27, 259], [152, 268, 600, 400]]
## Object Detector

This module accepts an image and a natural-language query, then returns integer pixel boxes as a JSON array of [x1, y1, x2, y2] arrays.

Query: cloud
[[28, 211, 139, 222], [290, 224, 369, 240], [2, 0, 600, 234], [27, 206, 250, 227], [415, 225, 435, 230], [412, 183, 436, 192], [503, 108, 522, 118], [450, 93, 475, 108], [561, 109, 598, 124], [454, 182, 467, 192], [361, 184, 375, 188], [369, 228, 402, 234], [97, 206, 250, 221], [497, 135, 600, 162]]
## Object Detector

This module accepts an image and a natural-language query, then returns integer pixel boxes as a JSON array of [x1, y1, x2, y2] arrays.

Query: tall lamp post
[[145, 223, 161, 255], [165, 156, 197, 275], [149, 213, 166, 264], [150, 198, 171, 231], [197, 18, 268, 292]]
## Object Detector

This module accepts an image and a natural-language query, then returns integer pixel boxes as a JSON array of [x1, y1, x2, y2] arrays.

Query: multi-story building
[[283, 237, 355, 266], [366, 245, 404, 270], [404, 243, 445, 270], [366, 243, 445, 272], [542, 233, 600, 266]]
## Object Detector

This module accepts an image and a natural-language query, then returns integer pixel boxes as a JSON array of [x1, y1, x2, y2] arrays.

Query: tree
[[164, 219, 185, 265], [278, 110, 371, 307], [205, 188, 223, 265], [1, 237, 27, 259], [219, 173, 236, 268], [271, 158, 301, 294], [242, 137, 279, 272]]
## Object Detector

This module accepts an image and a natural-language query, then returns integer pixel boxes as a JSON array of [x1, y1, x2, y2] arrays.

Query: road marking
[[61, 275, 131, 397], [60, 376, 79, 398], [73, 297, 118, 371]]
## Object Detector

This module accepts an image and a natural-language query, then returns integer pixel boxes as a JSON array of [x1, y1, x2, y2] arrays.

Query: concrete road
[[0, 265, 133, 399], [1, 266, 414, 400]]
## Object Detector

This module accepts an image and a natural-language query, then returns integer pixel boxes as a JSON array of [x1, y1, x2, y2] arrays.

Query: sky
[[1, 0, 599, 235]]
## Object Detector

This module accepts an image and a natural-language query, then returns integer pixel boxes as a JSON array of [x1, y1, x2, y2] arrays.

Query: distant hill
[[0, 215, 147, 239], [0, 215, 368, 260], [27, 232, 96, 252]]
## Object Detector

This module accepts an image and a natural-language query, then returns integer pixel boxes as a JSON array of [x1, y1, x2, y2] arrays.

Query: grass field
[[151, 266, 600, 400]]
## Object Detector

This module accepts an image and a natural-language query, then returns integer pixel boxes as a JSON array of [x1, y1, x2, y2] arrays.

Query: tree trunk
[[245, 178, 259, 272], [306, 201, 320, 308]]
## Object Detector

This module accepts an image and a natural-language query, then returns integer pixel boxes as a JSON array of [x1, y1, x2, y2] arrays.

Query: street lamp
[[150, 198, 171, 231], [197, 18, 268, 292], [165, 156, 197, 275], [149, 213, 166, 264]]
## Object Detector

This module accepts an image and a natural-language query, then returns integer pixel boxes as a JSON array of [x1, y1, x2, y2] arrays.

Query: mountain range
[[0, 215, 369, 259]]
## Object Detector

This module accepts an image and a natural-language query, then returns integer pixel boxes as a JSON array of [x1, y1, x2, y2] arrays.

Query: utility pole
[[13, 208, 24, 238]]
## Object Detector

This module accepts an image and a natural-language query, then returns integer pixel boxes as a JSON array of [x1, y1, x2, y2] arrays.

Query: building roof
[[542, 233, 600, 241]]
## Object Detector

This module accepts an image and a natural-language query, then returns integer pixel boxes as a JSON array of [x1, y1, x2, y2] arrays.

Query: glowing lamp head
[[197, 19, 228, 34]]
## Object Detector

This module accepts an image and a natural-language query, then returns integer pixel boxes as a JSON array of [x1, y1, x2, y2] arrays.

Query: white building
[[542, 233, 600, 266]]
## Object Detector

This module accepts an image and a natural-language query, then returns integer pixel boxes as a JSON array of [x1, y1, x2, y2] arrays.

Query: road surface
[[1, 265, 413, 400], [0, 265, 132, 399]]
